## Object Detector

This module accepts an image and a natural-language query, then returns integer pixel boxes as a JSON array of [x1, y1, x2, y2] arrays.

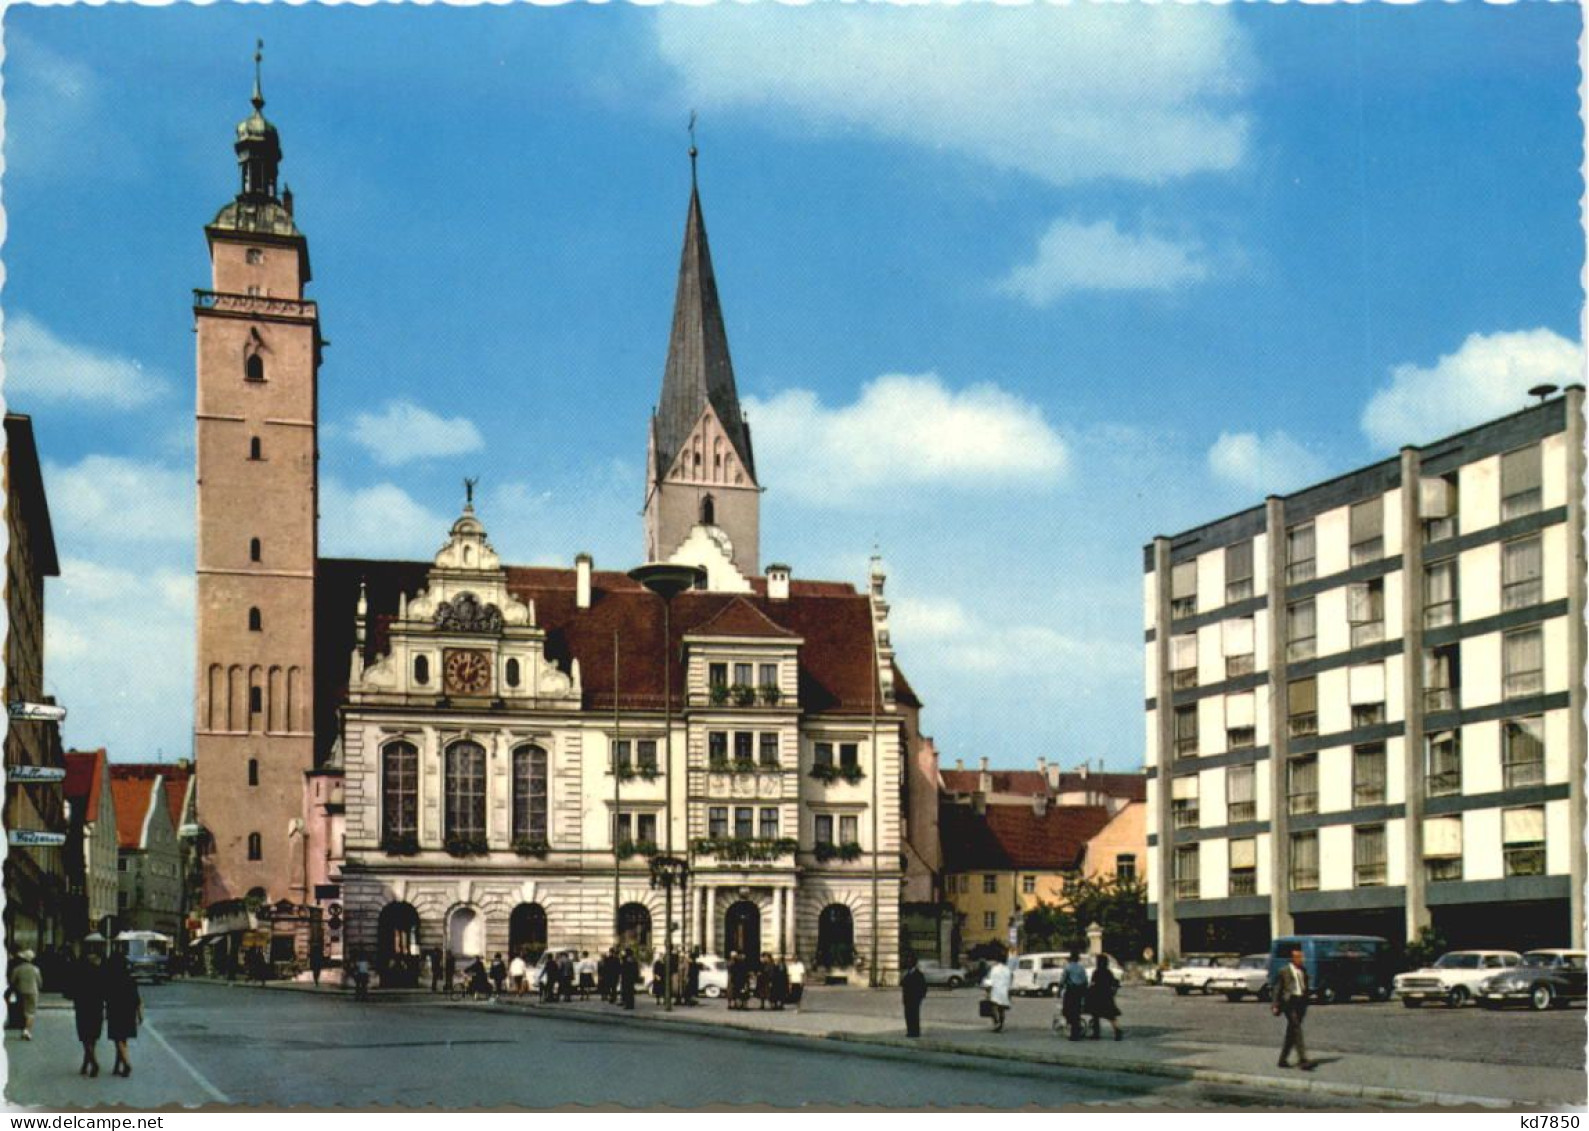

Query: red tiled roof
[[107, 765, 173, 851], [941, 769, 1048, 796], [64, 749, 106, 818], [939, 803, 1112, 871], [689, 597, 799, 639], [316, 559, 921, 758], [160, 766, 194, 827]]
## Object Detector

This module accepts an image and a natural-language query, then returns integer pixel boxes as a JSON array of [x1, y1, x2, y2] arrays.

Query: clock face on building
[[443, 649, 493, 696]]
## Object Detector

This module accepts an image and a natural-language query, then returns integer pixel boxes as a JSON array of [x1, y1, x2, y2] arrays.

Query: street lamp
[[628, 561, 705, 1015], [648, 852, 691, 1012]]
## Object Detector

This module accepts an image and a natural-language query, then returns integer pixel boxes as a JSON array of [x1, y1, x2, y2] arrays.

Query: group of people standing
[[724, 951, 802, 1010]]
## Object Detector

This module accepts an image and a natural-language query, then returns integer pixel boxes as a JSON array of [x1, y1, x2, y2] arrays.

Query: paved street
[[7, 982, 1348, 1110]]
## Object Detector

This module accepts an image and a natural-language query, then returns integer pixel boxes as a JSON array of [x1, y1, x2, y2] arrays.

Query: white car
[[1395, 950, 1523, 1008], [1161, 954, 1240, 995], [1204, 953, 1272, 1002], [696, 953, 729, 998], [527, 947, 583, 990]]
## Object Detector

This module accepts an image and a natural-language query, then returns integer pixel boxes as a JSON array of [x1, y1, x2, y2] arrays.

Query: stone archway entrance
[[725, 900, 761, 958], [447, 905, 485, 960], [617, 903, 652, 953], [509, 903, 548, 961], [377, 901, 421, 987], [816, 903, 855, 969]]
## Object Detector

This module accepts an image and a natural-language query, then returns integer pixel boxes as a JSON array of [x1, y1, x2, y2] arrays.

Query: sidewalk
[[4, 1002, 227, 1109], [465, 987, 1580, 1107]]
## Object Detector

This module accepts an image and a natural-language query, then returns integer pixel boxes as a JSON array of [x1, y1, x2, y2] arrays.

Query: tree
[[1022, 874, 1149, 959]]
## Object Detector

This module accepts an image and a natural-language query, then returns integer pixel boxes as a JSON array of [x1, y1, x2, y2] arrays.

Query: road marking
[[143, 1019, 231, 1104]]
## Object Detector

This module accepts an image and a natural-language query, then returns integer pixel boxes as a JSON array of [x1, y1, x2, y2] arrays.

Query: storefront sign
[[7, 829, 67, 847], [8, 702, 66, 723], [8, 765, 66, 783]]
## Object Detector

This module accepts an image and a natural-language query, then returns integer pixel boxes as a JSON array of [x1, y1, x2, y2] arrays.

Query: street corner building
[[1143, 393, 1587, 957], [191, 69, 928, 984]]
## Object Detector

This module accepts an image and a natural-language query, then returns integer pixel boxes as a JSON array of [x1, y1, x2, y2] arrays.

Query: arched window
[[816, 904, 856, 968], [247, 832, 263, 861], [700, 495, 716, 526], [249, 686, 263, 715], [383, 741, 419, 844], [245, 354, 265, 382], [413, 655, 430, 685], [617, 903, 652, 949], [250, 537, 262, 563], [247, 758, 259, 787], [505, 658, 521, 688], [510, 903, 548, 960], [249, 436, 262, 460], [445, 741, 487, 842], [248, 607, 262, 632], [512, 745, 548, 843]]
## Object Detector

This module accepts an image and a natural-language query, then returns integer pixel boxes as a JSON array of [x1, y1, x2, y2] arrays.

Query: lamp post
[[628, 562, 705, 1014]]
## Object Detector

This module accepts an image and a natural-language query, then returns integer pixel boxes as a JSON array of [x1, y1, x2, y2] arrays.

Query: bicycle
[[447, 980, 496, 1003]]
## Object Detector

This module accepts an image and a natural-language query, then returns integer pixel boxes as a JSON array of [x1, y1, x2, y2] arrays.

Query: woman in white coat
[[984, 957, 1013, 1033]]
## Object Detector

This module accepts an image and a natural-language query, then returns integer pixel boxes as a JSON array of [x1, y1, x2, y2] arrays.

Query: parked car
[[1475, 949, 1588, 1011], [696, 953, 729, 998], [113, 931, 172, 983], [1394, 950, 1522, 1008], [527, 947, 582, 991], [1205, 954, 1272, 1002], [915, 959, 967, 989], [1267, 935, 1395, 1003], [992, 952, 1121, 997], [1161, 953, 1240, 995]]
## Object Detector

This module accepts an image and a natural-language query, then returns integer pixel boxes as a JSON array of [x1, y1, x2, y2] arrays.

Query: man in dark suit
[[900, 953, 928, 1038], [1273, 948, 1316, 1071]]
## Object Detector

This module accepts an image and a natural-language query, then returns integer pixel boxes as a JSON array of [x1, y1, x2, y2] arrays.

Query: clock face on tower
[[443, 649, 493, 696]]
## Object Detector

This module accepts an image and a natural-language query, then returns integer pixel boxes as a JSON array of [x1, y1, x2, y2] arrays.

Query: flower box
[[381, 834, 420, 856], [690, 836, 799, 863], [512, 838, 550, 858], [443, 836, 489, 858]]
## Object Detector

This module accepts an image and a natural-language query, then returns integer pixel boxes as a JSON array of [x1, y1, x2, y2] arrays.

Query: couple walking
[[72, 952, 143, 1078], [1056, 951, 1123, 1041]]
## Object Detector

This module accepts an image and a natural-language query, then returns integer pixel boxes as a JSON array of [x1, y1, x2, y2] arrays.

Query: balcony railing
[[1286, 560, 1316, 585], [1288, 792, 1317, 816], [1504, 760, 1545, 790], [1171, 804, 1200, 830], [1226, 580, 1254, 604], [193, 289, 318, 320], [1173, 878, 1200, 900], [1228, 801, 1256, 823], [690, 836, 798, 865], [1171, 597, 1198, 620], [1289, 869, 1319, 892], [1425, 857, 1462, 884], [1172, 669, 1198, 690], [1288, 713, 1318, 739], [1350, 621, 1385, 648], [1350, 538, 1384, 566], [1354, 862, 1386, 887], [1504, 671, 1544, 700], [1501, 489, 1541, 521], [1286, 637, 1316, 663], [1504, 846, 1546, 878], [1424, 601, 1457, 629], [1424, 688, 1458, 713], [1229, 871, 1258, 897], [1226, 654, 1256, 679]]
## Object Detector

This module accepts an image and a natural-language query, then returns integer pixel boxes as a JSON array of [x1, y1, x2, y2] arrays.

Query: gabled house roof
[[107, 765, 173, 851], [939, 803, 1112, 872], [64, 748, 108, 822]]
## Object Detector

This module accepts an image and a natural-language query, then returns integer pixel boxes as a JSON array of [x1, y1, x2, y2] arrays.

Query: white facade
[[1145, 391, 1586, 954]]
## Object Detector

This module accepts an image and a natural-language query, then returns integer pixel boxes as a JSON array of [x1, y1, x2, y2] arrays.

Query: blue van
[[1267, 935, 1394, 1003]]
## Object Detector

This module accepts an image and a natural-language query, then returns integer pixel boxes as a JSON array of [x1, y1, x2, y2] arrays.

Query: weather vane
[[464, 476, 478, 507], [688, 110, 698, 180]]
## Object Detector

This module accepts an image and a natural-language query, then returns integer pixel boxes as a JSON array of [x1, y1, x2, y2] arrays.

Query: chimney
[[954, 758, 964, 772], [1032, 793, 1048, 817], [979, 769, 992, 794], [576, 553, 592, 609], [980, 756, 990, 772], [767, 563, 791, 601], [1037, 756, 1047, 775], [1079, 761, 1090, 780]]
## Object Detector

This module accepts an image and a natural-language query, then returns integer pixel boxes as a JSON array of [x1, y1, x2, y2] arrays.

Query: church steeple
[[643, 136, 762, 580], [211, 40, 301, 242]]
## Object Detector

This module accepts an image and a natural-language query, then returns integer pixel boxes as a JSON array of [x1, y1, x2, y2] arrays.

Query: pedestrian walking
[[490, 953, 507, 997], [8, 949, 42, 1041], [1060, 950, 1089, 1041], [983, 954, 1012, 1033], [755, 952, 774, 1010], [104, 954, 142, 1078], [787, 956, 806, 1012], [353, 954, 372, 1001], [619, 949, 639, 1010], [1273, 947, 1316, 1071], [509, 952, 527, 996], [1086, 954, 1123, 1041], [558, 952, 576, 1002], [72, 950, 106, 1076], [900, 953, 927, 1038], [599, 949, 617, 1003], [769, 957, 789, 1011]]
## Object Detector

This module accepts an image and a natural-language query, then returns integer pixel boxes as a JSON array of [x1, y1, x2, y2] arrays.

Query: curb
[[455, 996, 1523, 1108]]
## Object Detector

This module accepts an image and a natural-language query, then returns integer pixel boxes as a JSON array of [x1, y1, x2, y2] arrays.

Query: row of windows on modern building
[[201, 663, 306, 733], [1167, 808, 1551, 900], [1163, 442, 1548, 620], [373, 740, 874, 851], [1166, 532, 1555, 691]]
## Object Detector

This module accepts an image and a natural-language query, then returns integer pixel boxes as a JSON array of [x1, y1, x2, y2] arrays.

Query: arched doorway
[[509, 903, 548, 961], [378, 902, 422, 987], [447, 905, 484, 960], [617, 903, 652, 953], [816, 904, 855, 968], [725, 900, 762, 958]]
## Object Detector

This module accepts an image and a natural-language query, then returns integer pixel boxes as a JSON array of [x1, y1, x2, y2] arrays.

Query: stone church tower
[[193, 55, 322, 907], [643, 157, 761, 578]]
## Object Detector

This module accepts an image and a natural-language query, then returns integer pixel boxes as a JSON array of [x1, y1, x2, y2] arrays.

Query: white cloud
[[48, 557, 195, 760], [44, 455, 190, 544], [998, 218, 1209, 305], [745, 373, 1069, 506], [5, 313, 166, 408], [320, 479, 449, 558], [1361, 329, 1585, 449], [1207, 430, 1326, 493], [348, 400, 485, 467], [890, 593, 1136, 683], [653, 5, 1253, 187]]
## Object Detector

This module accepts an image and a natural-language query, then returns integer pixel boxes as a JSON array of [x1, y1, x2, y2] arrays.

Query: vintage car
[[1161, 953, 1240, 995], [1205, 953, 1272, 1001], [1393, 950, 1522, 1008], [1475, 949, 1588, 1011], [915, 959, 968, 989]]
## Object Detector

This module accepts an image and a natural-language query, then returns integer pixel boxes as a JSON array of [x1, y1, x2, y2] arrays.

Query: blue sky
[[5, 2, 1583, 770]]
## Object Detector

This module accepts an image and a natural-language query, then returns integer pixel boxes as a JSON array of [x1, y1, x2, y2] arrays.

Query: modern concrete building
[[3, 412, 65, 954], [1145, 391, 1586, 957]]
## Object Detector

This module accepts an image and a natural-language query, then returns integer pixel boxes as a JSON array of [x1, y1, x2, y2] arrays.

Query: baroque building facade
[[191, 70, 920, 983]]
